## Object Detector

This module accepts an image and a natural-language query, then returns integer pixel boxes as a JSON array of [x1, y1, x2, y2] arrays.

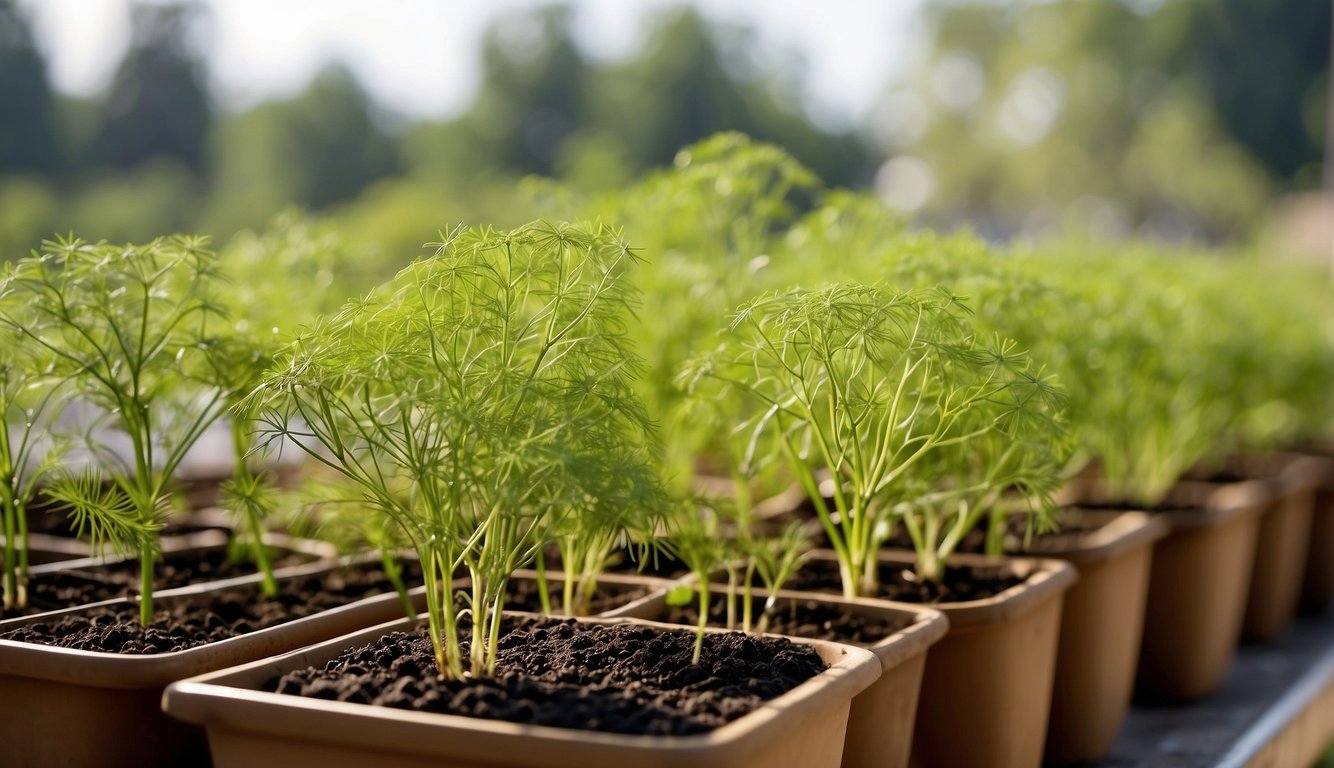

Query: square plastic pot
[[0, 558, 423, 767], [611, 585, 946, 768], [1302, 456, 1334, 613], [1061, 477, 1270, 701], [800, 549, 1075, 768], [1018, 510, 1168, 765], [161, 613, 882, 768], [1226, 454, 1327, 641]]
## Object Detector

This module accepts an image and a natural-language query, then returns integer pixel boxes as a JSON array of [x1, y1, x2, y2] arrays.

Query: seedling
[[252, 221, 660, 680], [0, 326, 67, 610], [0, 236, 231, 624], [684, 284, 1066, 597]]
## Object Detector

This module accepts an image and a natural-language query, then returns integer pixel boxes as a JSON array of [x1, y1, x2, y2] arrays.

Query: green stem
[[15, 498, 26, 608], [381, 547, 415, 621], [741, 563, 755, 634], [692, 570, 709, 665], [534, 547, 552, 615], [233, 418, 277, 597], [725, 566, 737, 630], [2, 493, 15, 611], [139, 539, 154, 625]]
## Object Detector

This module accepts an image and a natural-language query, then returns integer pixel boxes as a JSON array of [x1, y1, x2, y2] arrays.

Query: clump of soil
[[1, 546, 314, 619], [272, 616, 827, 736], [668, 594, 911, 646], [786, 558, 1024, 603], [0, 562, 416, 653]]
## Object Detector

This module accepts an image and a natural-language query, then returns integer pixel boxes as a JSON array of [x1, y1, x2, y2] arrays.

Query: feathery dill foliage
[[0, 235, 230, 624], [251, 221, 663, 681], [0, 322, 67, 611], [683, 283, 1067, 598]]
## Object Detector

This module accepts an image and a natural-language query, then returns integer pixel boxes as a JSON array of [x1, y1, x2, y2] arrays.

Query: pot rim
[[0, 558, 417, 688], [162, 611, 881, 767], [803, 549, 1075, 629]]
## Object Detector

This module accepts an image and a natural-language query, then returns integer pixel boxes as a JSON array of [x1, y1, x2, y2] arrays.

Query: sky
[[16, 0, 928, 130]]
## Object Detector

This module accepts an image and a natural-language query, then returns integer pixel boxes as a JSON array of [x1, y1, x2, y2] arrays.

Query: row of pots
[[1, 450, 1331, 767]]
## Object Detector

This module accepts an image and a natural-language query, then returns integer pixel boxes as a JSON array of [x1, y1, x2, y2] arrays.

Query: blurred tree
[[1156, 0, 1331, 186], [0, 0, 61, 175], [406, 5, 876, 192], [883, 0, 1325, 241], [585, 8, 874, 187], [87, 2, 212, 175], [204, 66, 399, 234]]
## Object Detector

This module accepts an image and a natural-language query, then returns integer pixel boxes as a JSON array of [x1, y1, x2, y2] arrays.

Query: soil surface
[[271, 616, 827, 736], [0, 561, 416, 652], [543, 549, 690, 580], [667, 594, 911, 646], [496, 576, 654, 616], [1, 546, 313, 619], [785, 558, 1024, 603], [884, 509, 1116, 556]]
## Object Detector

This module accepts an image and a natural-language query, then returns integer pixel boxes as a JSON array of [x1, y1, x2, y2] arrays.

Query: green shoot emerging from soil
[[252, 221, 660, 680], [0, 318, 67, 611], [684, 284, 1066, 598], [0, 236, 230, 624]]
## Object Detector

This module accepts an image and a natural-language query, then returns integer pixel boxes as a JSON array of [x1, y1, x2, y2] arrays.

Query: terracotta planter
[[799, 549, 1074, 768], [613, 586, 946, 768], [162, 613, 881, 768], [1018, 510, 1168, 766], [0, 567, 424, 768], [1062, 477, 1270, 701]]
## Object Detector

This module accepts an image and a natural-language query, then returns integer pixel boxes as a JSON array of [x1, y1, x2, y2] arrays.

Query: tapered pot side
[[614, 586, 948, 768], [0, 564, 425, 768], [1304, 481, 1334, 613], [1021, 510, 1168, 766], [161, 613, 881, 768], [798, 549, 1074, 768], [1063, 477, 1270, 702], [1240, 454, 1326, 640], [867, 551, 1075, 768], [1288, 443, 1334, 613]]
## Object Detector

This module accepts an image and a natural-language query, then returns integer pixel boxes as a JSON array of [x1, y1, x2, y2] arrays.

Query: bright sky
[[16, 0, 927, 130]]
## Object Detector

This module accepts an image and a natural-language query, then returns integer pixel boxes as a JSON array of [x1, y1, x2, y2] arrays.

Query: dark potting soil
[[542, 549, 690, 580], [0, 546, 313, 619], [271, 616, 827, 736], [785, 558, 1024, 603], [0, 561, 417, 652], [497, 576, 654, 616], [1070, 498, 1197, 516], [882, 509, 1116, 556], [667, 595, 911, 646]]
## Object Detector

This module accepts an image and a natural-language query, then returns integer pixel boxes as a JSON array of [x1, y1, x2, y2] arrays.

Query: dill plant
[[0, 235, 231, 624], [251, 221, 661, 680], [683, 284, 1066, 597], [0, 324, 67, 611]]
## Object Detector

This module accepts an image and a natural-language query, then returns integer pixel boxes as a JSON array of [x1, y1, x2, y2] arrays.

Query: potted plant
[[682, 282, 1075, 768], [163, 221, 882, 767], [0, 301, 68, 614], [0, 236, 432, 767]]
